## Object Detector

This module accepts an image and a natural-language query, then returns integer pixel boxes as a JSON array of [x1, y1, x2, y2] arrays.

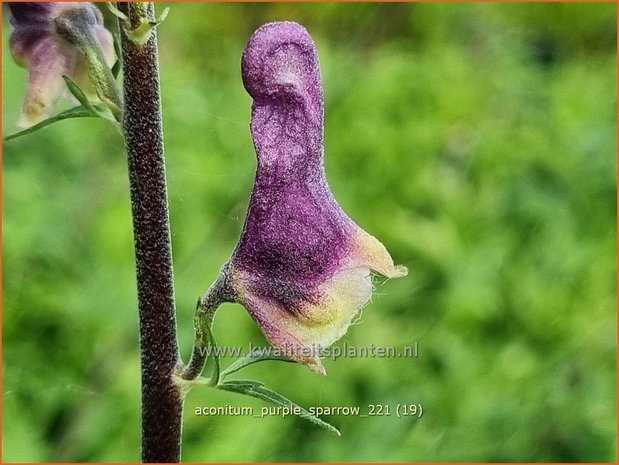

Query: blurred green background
[[2, 2, 617, 462]]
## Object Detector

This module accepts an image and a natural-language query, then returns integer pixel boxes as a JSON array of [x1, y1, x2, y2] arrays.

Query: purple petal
[[242, 22, 324, 170], [19, 36, 76, 127], [8, 2, 56, 26], [9, 25, 47, 66], [235, 22, 352, 284]]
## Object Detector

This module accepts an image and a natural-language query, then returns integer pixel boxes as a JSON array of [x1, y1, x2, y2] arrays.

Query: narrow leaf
[[4, 106, 97, 141], [219, 379, 265, 387], [62, 75, 98, 115], [111, 33, 122, 78], [158, 7, 170, 25], [221, 353, 296, 378], [106, 2, 128, 21], [217, 380, 341, 436], [203, 316, 220, 386], [112, 57, 122, 79]]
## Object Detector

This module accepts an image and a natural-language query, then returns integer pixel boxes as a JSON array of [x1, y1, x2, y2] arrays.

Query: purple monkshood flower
[[8, 2, 116, 127], [217, 22, 407, 374]]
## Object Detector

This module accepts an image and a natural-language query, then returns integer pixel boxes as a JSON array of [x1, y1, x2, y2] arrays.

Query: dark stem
[[117, 3, 182, 462]]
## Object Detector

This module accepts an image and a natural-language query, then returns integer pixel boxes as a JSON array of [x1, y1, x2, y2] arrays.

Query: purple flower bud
[[223, 22, 407, 374], [8, 2, 116, 127]]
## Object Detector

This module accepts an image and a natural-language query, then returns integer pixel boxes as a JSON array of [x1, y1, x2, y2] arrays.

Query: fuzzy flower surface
[[8, 2, 115, 127], [220, 22, 407, 374]]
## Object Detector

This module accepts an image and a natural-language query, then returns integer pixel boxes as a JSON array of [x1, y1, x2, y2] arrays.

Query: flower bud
[[8, 2, 117, 127], [222, 22, 407, 374]]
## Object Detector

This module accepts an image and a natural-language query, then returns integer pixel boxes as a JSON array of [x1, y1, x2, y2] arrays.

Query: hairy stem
[[117, 3, 182, 462]]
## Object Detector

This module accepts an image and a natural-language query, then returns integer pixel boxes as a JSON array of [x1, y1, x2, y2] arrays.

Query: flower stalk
[[116, 3, 182, 462], [180, 275, 233, 383]]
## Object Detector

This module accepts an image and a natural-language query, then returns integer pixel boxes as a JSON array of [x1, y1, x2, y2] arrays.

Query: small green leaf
[[62, 75, 98, 115], [217, 380, 341, 436], [106, 2, 128, 21], [158, 7, 170, 25], [111, 44, 122, 79], [219, 379, 265, 387], [221, 353, 296, 378], [4, 106, 97, 141], [123, 7, 169, 46], [61, 76, 118, 123], [203, 322, 221, 386], [110, 28, 123, 79]]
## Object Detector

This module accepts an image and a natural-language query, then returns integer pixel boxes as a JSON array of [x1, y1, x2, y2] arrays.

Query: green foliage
[[220, 353, 295, 378], [4, 105, 104, 141], [2, 3, 616, 462], [216, 379, 340, 436]]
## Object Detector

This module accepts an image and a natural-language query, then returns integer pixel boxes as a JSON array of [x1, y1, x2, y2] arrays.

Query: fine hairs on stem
[[117, 3, 182, 462]]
